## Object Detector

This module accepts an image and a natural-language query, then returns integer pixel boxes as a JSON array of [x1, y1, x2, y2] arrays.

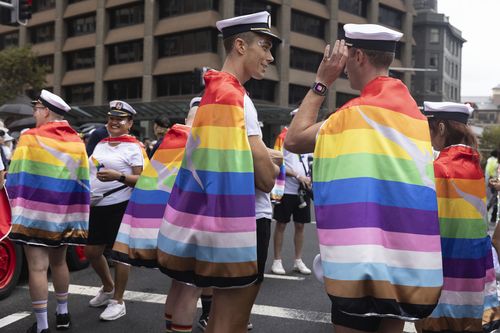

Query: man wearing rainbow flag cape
[[7, 90, 90, 333], [285, 25, 443, 332], [157, 11, 282, 333]]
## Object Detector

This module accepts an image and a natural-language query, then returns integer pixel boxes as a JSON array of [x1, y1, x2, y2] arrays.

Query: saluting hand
[[315, 39, 348, 88]]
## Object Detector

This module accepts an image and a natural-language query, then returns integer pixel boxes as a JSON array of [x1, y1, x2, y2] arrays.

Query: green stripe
[[136, 174, 177, 191], [439, 217, 488, 239], [191, 148, 253, 172], [314, 153, 425, 185], [9, 159, 89, 180]]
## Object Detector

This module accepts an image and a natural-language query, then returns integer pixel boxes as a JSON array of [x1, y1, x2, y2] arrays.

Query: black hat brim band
[[108, 110, 132, 117], [345, 37, 397, 52], [424, 111, 469, 124], [222, 23, 282, 43], [39, 97, 68, 116]]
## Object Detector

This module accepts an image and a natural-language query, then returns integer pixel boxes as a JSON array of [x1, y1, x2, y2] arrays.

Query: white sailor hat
[[32, 89, 71, 115], [344, 24, 403, 52], [189, 97, 202, 109], [290, 108, 299, 116], [108, 100, 136, 117], [216, 11, 281, 43], [423, 101, 474, 124]]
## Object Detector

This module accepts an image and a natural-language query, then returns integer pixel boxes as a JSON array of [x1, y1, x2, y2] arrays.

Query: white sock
[[32, 300, 48, 332]]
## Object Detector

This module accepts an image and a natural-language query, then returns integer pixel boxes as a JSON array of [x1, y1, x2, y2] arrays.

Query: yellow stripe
[[438, 197, 483, 219], [191, 126, 250, 151], [20, 134, 86, 155], [12, 146, 89, 168], [316, 128, 431, 159]]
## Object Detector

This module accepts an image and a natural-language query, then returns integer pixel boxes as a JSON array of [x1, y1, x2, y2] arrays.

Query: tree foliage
[[0, 46, 48, 105], [480, 125, 500, 152]]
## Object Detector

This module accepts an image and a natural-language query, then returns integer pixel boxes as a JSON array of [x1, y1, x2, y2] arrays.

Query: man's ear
[[234, 38, 246, 55], [356, 49, 365, 64]]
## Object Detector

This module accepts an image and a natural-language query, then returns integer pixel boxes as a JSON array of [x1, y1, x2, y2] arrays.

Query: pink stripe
[[317, 227, 441, 252], [11, 197, 89, 214], [165, 205, 255, 233], [443, 276, 485, 292], [120, 214, 162, 229], [485, 268, 496, 283]]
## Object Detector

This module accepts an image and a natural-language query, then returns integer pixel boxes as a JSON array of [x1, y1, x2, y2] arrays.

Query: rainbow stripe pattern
[[7, 121, 90, 246], [270, 127, 287, 204], [112, 124, 190, 267], [157, 70, 257, 288], [421, 145, 500, 332], [313, 77, 442, 319]]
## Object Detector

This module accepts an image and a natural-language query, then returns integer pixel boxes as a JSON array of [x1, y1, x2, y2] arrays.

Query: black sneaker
[[55, 313, 71, 330], [197, 315, 208, 331], [26, 323, 50, 333]]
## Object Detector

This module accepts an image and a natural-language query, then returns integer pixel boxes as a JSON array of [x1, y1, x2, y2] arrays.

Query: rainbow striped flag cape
[[313, 77, 442, 319], [112, 124, 190, 267], [157, 70, 257, 288], [7, 121, 90, 246], [270, 127, 287, 204], [421, 145, 500, 332]]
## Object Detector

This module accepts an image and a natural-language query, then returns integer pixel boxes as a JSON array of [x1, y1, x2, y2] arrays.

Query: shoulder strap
[[102, 185, 128, 198]]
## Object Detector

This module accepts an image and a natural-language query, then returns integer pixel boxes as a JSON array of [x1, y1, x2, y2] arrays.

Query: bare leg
[[377, 318, 404, 333], [48, 246, 69, 294], [112, 262, 130, 303], [24, 245, 49, 301], [85, 245, 114, 292], [293, 223, 305, 260], [273, 222, 287, 260], [168, 280, 202, 325]]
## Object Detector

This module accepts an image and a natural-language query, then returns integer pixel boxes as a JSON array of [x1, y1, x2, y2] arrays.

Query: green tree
[[0, 46, 48, 105], [480, 125, 500, 153]]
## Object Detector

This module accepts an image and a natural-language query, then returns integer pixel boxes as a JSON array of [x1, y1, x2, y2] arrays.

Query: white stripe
[[438, 290, 484, 306], [0, 311, 31, 328], [319, 244, 442, 270], [12, 206, 88, 224], [164, 223, 256, 248], [118, 224, 159, 239]]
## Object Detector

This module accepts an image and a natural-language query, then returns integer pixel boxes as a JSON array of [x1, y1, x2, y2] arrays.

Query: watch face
[[312, 82, 327, 95]]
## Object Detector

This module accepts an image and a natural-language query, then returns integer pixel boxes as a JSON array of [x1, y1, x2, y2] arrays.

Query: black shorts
[[87, 201, 129, 247], [331, 303, 382, 332], [273, 194, 311, 224], [256, 218, 271, 284]]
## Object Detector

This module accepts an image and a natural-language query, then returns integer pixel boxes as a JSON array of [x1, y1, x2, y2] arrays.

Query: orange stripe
[[435, 178, 486, 199], [193, 104, 245, 128]]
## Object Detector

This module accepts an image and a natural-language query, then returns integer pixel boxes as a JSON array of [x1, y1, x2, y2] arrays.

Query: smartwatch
[[118, 174, 126, 183], [311, 82, 328, 96]]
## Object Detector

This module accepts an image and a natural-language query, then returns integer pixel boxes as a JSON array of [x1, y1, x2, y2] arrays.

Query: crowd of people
[[3, 9, 500, 333]]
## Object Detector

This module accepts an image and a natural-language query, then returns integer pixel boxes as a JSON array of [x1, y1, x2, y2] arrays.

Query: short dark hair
[[154, 115, 170, 128], [223, 31, 258, 54], [351, 47, 394, 69], [491, 150, 498, 158]]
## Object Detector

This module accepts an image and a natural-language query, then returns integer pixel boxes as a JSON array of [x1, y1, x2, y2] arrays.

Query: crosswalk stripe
[[0, 311, 31, 328]]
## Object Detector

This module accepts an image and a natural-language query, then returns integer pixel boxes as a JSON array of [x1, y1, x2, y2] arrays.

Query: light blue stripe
[[429, 303, 483, 319], [322, 261, 443, 287], [314, 177, 437, 211], [115, 232, 158, 250], [484, 294, 500, 309], [157, 233, 256, 263], [11, 215, 88, 233]]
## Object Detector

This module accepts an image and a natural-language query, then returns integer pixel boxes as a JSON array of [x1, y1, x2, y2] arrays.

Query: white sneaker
[[99, 300, 126, 321], [271, 259, 286, 275], [293, 259, 311, 275], [89, 286, 114, 307]]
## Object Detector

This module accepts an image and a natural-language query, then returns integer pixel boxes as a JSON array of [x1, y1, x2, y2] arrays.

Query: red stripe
[[23, 122, 82, 142]]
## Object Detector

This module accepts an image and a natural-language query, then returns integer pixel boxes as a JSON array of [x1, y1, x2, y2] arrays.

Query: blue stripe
[[115, 232, 158, 250], [429, 303, 483, 319], [441, 237, 490, 259], [157, 233, 256, 263], [11, 215, 88, 233], [129, 189, 169, 205], [484, 294, 500, 309], [175, 168, 255, 195], [322, 261, 443, 287], [8, 172, 89, 193], [314, 177, 437, 211]]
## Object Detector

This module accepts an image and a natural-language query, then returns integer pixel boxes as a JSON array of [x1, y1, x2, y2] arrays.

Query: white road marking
[[0, 311, 31, 328], [263, 274, 305, 281]]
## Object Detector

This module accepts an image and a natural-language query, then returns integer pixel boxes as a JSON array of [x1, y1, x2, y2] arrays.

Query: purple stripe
[[8, 185, 90, 205], [315, 202, 439, 235], [168, 186, 255, 217], [125, 202, 167, 219], [443, 257, 486, 279]]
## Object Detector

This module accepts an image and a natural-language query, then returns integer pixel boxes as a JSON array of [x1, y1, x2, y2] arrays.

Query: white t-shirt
[[89, 141, 144, 206], [284, 149, 312, 195], [0, 155, 4, 171], [244, 94, 272, 220]]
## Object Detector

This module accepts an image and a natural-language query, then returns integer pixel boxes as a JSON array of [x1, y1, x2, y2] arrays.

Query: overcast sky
[[437, 0, 500, 97]]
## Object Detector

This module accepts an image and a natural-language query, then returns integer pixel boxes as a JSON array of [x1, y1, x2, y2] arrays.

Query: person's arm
[[96, 166, 142, 187], [250, 136, 278, 193], [285, 40, 348, 154]]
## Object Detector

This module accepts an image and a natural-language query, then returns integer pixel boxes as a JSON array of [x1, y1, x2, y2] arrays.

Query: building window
[[66, 48, 95, 70], [37, 55, 54, 72], [157, 72, 202, 97], [108, 40, 143, 65], [158, 29, 218, 58], [289, 84, 309, 105], [244, 79, 276, 102], [107, 78, 142, 100], [109, 3, 144, 29], [30, 23, 55, 44], [67, 15, 96, 37], [430, 78, 438, 93], [159, 0, 218, 19], [339, 0, 368, 17], [389, 70, 403, 81], [291, 10, 325, 39], [378, 5, 403, 30], [0, 32, 18, 49], [32, 0, 55, 13], [395, 42, 402, 60], [64, 84, 94, 105], [290, 47, 323, 72], [430, 28, 439, 43], [336, 92, 358, 108], [429, 54, 438, 67], [235, 0, 278, 27]]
